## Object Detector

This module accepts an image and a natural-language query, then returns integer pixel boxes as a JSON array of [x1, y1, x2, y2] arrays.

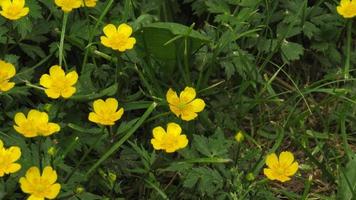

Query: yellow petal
[[103, 24, 117, 37], [279, 151, 295, 167], [166, 88, 180, 106], [152, 126, 165, 140], [44, 88, 61, 99], [61, 87, 76, 98], [263, 168, 276, 180], [151, 138, 163, 150], [20, 7, 29, 17], [19, 178, 34, 193], [44, 183, 61, 199], [188, 99, 205, 112], [277, 175, 291, 182], [105, 98, 118, 112], [0, 139, 3, 148], [27, 195, 44, 200], [7, 146, 21, 162], [265, 153, 278, 169], [39, 74, 52, 88], [180, 110, 197, 121], [37, 111, 49, 124], [177, 135, 188, 149], [14, 0, 25, 7], [0, 60, 16, 78], [14, 112, 26, 125], [6, 163, 21, 173], [0, 81, 15, 91], [118, 23, 133, 37], [168, 105, 181, 118], [49, 65, 65, 79], [179, 87, 196, 104], [100, 36, 112, 48], [88, 112, 101, 124], [25, 167, 41, 183], [125, 37, 136, 50], [112, 108, 124, 121], [42, 166, 57, 184], [65, 71, 78, 86], [93, 99, 106, 114], [285, 162, 298, 176], [167, 123, 182, 136]]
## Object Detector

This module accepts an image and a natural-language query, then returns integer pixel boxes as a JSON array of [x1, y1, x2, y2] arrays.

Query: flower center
[[110, 33, 128, 48], [32, 178, 51, 196]]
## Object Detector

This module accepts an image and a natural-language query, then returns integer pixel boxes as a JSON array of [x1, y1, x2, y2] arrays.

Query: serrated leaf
[[281, 40, 304, 62]]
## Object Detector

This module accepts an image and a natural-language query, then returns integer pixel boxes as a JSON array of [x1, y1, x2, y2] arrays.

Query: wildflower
[[39, 65, 78, 99], [14, 109, 61, 138], [100, 23, 136, 52], [235, 131, 244, 143], [88, 98, 124, 126], [0, 0, 29, 20], [81, 0, 97, 7], [19, 166, 61, 200], [263, 151, 299, 182], [166, 87, 205, 121], [0, 59, 16, 92], [0, 139, 21, 177], [337, 0, 356, 18], [54, 0, 82, 12], [151, 123, 188, 153]]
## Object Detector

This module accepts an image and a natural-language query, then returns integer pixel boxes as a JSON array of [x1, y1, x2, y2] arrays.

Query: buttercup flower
[[264, 151, 299, 182], [100, 23, 136, 52], [0, 59, 16, 92], [14, 109, 61, 138], [88, 98, 124, 125], [20, 166, 61, 200], [337, 0, 356, 18], [0, 0, 29, 20], [151, 123, 188, 153], [40, 65, 78, 99], [0, 139, 21, 177], [166, 87, 206, 121], [235, 131, 244, 143], [81, 0, 97, 7]]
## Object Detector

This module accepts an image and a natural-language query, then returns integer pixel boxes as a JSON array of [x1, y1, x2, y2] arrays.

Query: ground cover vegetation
[[0, 0, 355, 199]]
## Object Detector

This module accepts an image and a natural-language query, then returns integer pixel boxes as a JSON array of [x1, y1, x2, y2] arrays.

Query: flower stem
[[344, 20, 352, 80], [59, 13, 69, 68]]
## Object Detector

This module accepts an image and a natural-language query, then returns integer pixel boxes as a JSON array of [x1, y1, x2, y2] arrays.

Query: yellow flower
[[88, 98, 124, 126], [81, 0, 97, 7], [54, 0, 82, 12], [14, 109, 61, 138], [0, 0, 29, 20], [19, 166, 61, 200], [0, 59, 16, 92], [0, 139, 21, 177], [39, 65, 78, 99], [151, 123, 188, 153], [263, 151, 299, 182], [166, 87, 206, 121], [235, 131, 244, 143], [337, 0, 356, 18], [100, 23, 136, 52]]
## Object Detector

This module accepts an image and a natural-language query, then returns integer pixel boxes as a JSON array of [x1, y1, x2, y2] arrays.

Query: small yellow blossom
[[40, 65, 78, 99], [0, 59, 16, 92], [54, 0, 82, 12], [14, 109, 61, 138], [0, 139, 21, 177], [337, 0, 356, 18], [81, 0, 97, 7], [263, 151, 299, 182], [100, 23, 136, 52], [0, 0, 29, 20], [166, 87, 205, 121], [151, 123, 188, 153], [19, 166, 61, 200], [235, 131, 244, 143], [88, 98, 124, 126]]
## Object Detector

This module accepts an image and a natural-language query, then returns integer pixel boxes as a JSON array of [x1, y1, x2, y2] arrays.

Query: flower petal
[[103, 24, 117, 37], [14, 112, 26, 125], [279, 151, 295, 167], [6, 163, 21, 173], [166, 88, 179, 106], [152, 126, 165, 140], [42, 166, 57, 184], [105, 98, 118, 112], [167, 123, 182, 136], [93, 99, 106, 114], [263, 168, 276, 180], [44, 183, 61, 199], [61, 87, 76, 98], [285, 162, 299, 176], [265, 153, 278, 169], [49, 65, 65, 79], [180, 110, 197, 121], [7, 146, 21, 162], [177, 135, 188, 149], [179, 87, 196, 104], [19, 178, 34, 193], [39, 74, 52, 88], [188, 99, 205, 112], [65, 71, 78, 86], [44, 88, 61, 99], [25, 167, 41, 183], [118, 23, 133, 37]]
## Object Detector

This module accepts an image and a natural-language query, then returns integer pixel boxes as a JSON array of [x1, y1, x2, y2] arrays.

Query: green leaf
[[281, 40, 304, 62], [337, 155, 356, 200]]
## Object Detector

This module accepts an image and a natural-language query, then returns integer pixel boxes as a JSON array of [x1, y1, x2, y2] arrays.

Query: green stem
[[59, 13, 69, 67], [344, 20, 352, 80], [82, 0, 114, 73], [85, 102, 157, 177], [63, 131, 107, 183], [340, 115, 352, 160]]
